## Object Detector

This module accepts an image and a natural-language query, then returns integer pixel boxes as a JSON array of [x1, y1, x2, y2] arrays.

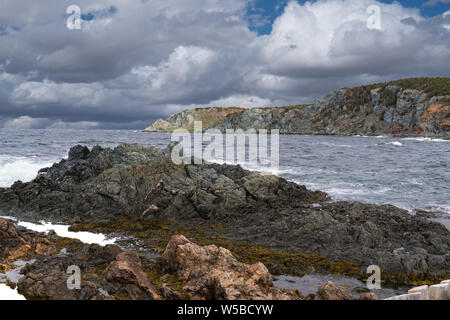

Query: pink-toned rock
[[105, 251, 160, 300], [35, 242, 54, 255], [358, 292, 379, 300], [0, 219, 55, 261], [314, 281, 355, 300], [141, 204, 159, 219], [161, 234, 295, 300]]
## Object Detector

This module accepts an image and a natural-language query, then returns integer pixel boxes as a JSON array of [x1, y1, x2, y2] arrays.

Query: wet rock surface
[[161, 235, 295, 300], [2, 223, 299, 300], [0, 218, 55, 273], [0, 143, 449, 285], [105, 251, 160, 300], [0, 143, 324, 223], [0, 218, 443, 300]]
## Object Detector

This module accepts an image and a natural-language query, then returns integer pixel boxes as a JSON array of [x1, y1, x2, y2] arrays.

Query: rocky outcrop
[[0, 215, 444, 300], [0, 143, 323, 223], [144, 107, 245, 132], [0, 219, 54, 272], [161, 234, 295, 300], [14, 239, 161, 300], [144, 78, 450, 137], [0, 143, 449, 283], [9, 230, 299, 300], [305, 281, 378, 300], [17, 255, 103, 300], [105, 251, 160, 300]]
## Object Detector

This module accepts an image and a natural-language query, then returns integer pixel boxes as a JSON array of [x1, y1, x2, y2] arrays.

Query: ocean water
[[0, 128, 449, 220]]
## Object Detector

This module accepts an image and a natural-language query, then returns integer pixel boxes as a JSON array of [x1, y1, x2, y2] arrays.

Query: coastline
[[143, 79, 450, 138], [142, 129, 450, 139], [0, 142, 448, 295]]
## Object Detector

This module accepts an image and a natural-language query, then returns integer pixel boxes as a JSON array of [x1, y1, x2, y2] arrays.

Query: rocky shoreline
[[0, 142, 448, 299], [144, 78, 450, 138], [1, 217, 386, 300]]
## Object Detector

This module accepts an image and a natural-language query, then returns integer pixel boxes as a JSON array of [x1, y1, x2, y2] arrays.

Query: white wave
[[0, 156, 54, 188], [354, 135, 387, 138], [317, 142, 353, 148], [402, 137, 450, 142], [323, 187, 367, 196], [387, 141, 402, 146], [17, 221, 116, 246], [424, 204, 450, 215], [0, 284, 25, 300], [407, 178, 424, 186], [0, 215, 17, 221]]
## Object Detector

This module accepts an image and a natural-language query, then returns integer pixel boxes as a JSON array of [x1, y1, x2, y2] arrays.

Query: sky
[[0, 0, 449, 130]]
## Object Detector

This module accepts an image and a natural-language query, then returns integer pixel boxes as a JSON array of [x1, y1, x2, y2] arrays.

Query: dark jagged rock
[[68, 145, 90, 161], [17, 255, 103, 300], [90, 244, 122, 264], [0, 143, 324, 223], [0, 143, 449, 282]]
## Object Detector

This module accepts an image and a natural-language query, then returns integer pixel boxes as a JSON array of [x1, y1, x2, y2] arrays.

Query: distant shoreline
[[143, 77, 450, 138]]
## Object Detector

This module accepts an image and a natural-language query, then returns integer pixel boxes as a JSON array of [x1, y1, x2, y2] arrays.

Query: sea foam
[[0, 156, 54, 188]]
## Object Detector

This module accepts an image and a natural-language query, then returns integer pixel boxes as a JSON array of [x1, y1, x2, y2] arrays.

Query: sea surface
[[0, 129, 449, 221]]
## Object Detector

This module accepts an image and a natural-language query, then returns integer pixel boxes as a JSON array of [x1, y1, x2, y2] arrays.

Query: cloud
[[247, 0, 450, 98], [424, 0, 450, 7], [0, 0, 449, 129], [3, 116, 50, 129], [2, 115, 101, 129]]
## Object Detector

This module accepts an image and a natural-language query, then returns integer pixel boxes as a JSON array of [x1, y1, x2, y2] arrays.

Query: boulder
[[105, 251, 160, 300], [161, 234, 294, 300], [358, 292, 379, 300], [17, 256, 101, 300], [90, 244, 122, 263], [313, 281, 355, 300]]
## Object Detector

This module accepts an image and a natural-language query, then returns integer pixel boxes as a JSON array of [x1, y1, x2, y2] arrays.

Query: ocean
[[0, 128, 449, 224]]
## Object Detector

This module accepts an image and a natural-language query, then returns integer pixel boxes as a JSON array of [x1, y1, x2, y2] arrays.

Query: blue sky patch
[[247, 0, 450, 34], [81, 6, 118, 21]]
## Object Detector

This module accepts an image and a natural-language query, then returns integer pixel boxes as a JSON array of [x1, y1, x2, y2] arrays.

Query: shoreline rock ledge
[[0, 143, 449, 286]]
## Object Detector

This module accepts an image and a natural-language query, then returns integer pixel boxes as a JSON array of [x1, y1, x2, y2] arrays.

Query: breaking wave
[[0, 156, 54, 188]]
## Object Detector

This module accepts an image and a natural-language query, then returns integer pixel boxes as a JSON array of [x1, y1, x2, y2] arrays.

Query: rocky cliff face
[[145, 78, 450, 137], [144, 107, 245, 132]]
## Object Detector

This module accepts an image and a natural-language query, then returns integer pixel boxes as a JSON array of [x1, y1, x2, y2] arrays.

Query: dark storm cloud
[[0, 0, 449, 129]]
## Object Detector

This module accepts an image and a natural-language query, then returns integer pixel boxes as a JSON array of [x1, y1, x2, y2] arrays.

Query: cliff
[[144, 77, 450, 137], [144, 107, 245, 132]]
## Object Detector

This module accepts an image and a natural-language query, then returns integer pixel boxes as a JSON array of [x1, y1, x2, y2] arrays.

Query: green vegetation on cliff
[[388, 77, 450, 97]]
